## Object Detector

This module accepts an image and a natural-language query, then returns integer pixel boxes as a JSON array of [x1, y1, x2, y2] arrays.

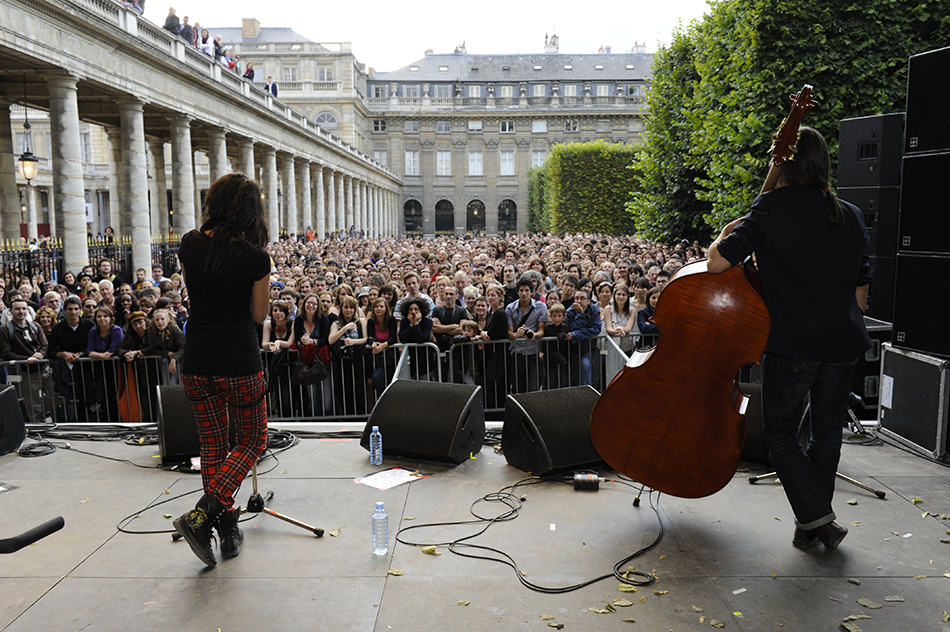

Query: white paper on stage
[[355, 468, 426, 490]]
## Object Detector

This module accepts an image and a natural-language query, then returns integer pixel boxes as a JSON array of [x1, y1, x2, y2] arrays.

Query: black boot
[[215, 507, 244, 559], [174, 494, 227, 567]]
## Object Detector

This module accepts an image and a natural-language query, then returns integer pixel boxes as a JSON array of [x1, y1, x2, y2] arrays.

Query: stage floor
[[1, 424, 948, 632]]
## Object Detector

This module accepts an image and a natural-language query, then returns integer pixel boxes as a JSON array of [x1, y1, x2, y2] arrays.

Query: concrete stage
[[1, 424, 948, 632]]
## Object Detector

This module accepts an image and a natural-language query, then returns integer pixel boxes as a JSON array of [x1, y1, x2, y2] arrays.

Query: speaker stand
[[243, 463, 324, 536]]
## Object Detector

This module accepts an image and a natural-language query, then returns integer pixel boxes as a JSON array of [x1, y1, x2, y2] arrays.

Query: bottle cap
[[376, 501, 385, 511], [372, 426, 379, 432]]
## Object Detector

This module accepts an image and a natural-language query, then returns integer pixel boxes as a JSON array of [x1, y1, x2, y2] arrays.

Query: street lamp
[[18, 75, 38, 184]]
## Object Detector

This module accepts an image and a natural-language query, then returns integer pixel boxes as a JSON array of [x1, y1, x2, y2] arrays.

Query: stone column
[[148, 139, 169, 238], [117, 98, 151, 273], [313, 164, 325, 239], [280, 154, 297, 237], [207, 127, 229, 183], [0, 103, 20, 243], [193, 153, 202, 228], [352, 179, 361, 232], [326, 169, 337, 234], [46, 74, 89, 272], [168, 115, 196, 236], [105, 127, 122, 238], [344, 175, 354, 232], [359, 181, 367, 233], [371, 186, 379, 238], [238, 139, 255, 179], [296, 158, 311, 236], [261, 147, 279, 242]]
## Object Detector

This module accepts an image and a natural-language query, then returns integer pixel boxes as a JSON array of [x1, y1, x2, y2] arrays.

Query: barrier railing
[[0, 333, 656, 425]]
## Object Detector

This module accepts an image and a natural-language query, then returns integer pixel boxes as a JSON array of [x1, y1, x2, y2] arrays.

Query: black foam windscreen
[[905, 46, 950, 155], [361, 380, 485, 464], [837, 113, 904, 188], [157, 385, 235, 464], [0, 385, 26, 456], [501, 386, 604, 475]]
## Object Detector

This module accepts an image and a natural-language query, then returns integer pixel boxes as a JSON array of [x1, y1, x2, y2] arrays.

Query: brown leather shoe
[[792, 527, 819, 549], [811, 522, 848, 550]]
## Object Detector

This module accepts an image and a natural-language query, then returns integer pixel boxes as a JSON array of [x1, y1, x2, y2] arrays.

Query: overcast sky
[[157, 0, 714, 72]]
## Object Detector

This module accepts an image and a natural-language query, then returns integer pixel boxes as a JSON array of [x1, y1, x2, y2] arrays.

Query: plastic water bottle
[[372, 501, 388, 556], [369, 426, 383, 466]]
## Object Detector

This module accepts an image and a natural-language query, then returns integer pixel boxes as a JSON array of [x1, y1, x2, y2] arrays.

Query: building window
[[283, 66, 297, 82], [80, 131, 92, 164], [405, 120, 419, 133], [373, 85, 387, 98], [435, 85, 452, 98], [468, 151, 483, 176], [563, 84, 577, 97], [374, 150, 388, 165], [597, 84, 610, 97], [565, 119, 579, 132], [373, 120, 387, 132], [437, 151, 452, 176], [468, 120, 482, 133], [405, 150, 420, 176], [500, 151, 515, 176], [500, 120, 515, 133], [629, 84, 642, 96], [500, 85, 513, 98], [436, 120, 451, 133], [317, 66, 334, 82], [532, 151, 546, 168], [469, 85, 481, 98], [597, 120, 611, 133], [532, 120, 547, 133], [404, 85, 420, 98], [533, 84, 546, 97], [314, 112, 338, 130]]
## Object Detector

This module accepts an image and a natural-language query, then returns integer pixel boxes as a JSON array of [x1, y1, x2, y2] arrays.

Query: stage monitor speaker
[[501, 386, 604, 475], [866, 255, 895, 323], [879, 343, 949, 461], [157, 385, 235, 465], [838, 186, 900, 257], [361, 380, 485, 464], [905, 46, 950, 155], [898, 152, 950, 255], [837, 113, 904, 187], [0, 385, 26, 456], [854, 317, 893, 419], [892, 253, 950, 358]]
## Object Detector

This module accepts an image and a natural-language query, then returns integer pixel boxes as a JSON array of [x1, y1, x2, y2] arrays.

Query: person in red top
[[173, 172, 271, 567]]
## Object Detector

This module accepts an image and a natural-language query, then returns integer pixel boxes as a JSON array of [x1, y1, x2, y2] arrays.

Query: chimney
[[242, 18, 261, 39]]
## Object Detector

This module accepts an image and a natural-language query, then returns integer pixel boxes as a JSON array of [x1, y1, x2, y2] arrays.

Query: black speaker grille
[[0, 385, 26, 456]]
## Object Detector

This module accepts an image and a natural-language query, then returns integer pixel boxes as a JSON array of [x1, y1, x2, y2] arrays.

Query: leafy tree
[[526, 165, 550, 233]]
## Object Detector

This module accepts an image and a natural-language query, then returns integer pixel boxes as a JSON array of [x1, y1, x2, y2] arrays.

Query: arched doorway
[[466, 199, 486, 234], [403, 199, 423, 234], [314, 111, 339, 131], [498, 199, 517, 234], [435, 199, 454, 234]]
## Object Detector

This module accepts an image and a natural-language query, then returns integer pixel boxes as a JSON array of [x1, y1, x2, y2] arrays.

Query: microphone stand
[[243, 462, 324, 536]]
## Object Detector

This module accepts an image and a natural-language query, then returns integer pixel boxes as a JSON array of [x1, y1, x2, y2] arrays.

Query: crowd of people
[[0, 228, 702, 422]]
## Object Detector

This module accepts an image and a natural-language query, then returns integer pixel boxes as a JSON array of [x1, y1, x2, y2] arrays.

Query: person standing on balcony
[[162, 7, 181, 36], [265, 76, 278, 97], [179, 16, 193, 44]]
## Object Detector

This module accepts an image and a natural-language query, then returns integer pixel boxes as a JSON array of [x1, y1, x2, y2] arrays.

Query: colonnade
[[1, 74, 401, 273]]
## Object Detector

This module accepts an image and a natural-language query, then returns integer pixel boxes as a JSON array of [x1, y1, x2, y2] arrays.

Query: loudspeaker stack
[[893, 46, 950, 358]]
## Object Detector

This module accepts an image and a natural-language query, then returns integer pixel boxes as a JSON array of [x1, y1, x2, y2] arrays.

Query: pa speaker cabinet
[[905, 46, 950, 155], [0, 385, 26, 456], [878, 343, 948, 461], [837, 113, 904, 187], [157, 385, 235, 465], [501, 386, 604, 475], [838, 186, 900, 257], [361, 380, 485, 464], [853, 317, 893, 419], [865, 255, 895, 323], [898, 152, 950, 255], [892, 253, 950, 358]]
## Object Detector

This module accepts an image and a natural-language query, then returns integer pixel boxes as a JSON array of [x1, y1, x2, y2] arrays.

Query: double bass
[[589, 85, 817, 499]]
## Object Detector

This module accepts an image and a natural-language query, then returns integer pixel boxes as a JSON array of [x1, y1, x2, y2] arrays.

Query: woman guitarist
[[706, 126, 872, 551]]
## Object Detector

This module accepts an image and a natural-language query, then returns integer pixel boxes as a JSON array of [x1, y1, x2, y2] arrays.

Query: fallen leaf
[[710, 620, 725, 628], [547, 624, 564, 630], [912, 498, 923, 504], [841, 623, 862, 632], [659, 554, 667, 560], [884, 595, 904, 602], [892, 531, 900, 536], [618, 584, 638, 593], [848, 578, 861, 585], [700, 615, 707, 624], [612, 598, 634, 607], [856, 598, 881, 609], [774, 516, 781, 521], [589, 604, 616, 614], [691, 605, 704, 612], [280, 470, 287, 474], [653, 590, 668, 595], [943, 610, 949, 623], [829, 596, 841, 602], [843, 614, 872, 621], [639, 596, 647, 603], [941, 538, 950, 544], [387, 569, 404, 576], [915, 575, 927, 580], [164, 489, 170, 494], [851, 521, 862, 526], [847, 499, 858, 505], [403, 516, 415, 520], [771, 569, 777, 579], [163, 513, 172, 519], [421, 546, 441, 555], [539, 615, 556, 620], [329, 529, 341, 537], [457, 601, 470, 606], [80, 498, 89, 504], [521, 571, 528, 577]]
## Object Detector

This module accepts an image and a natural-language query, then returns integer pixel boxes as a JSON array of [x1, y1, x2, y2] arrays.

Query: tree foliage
[[632, 0, 950, 240], [536, 140, 641, 235]]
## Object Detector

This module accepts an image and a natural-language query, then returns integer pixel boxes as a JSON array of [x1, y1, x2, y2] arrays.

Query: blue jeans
[[762, 353, 858, 530], [571, 351, 592, 386]]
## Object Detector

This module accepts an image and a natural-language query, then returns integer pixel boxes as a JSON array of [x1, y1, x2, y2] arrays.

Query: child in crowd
[[454, 319, 482, 385], [541, 303, 570, 389]]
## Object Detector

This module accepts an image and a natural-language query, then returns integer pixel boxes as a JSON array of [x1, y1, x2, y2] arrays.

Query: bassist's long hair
[[779, 127, 844, 227]]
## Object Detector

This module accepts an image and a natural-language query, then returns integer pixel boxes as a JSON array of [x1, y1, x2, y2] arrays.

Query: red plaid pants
[[182, 371, 268, 508]]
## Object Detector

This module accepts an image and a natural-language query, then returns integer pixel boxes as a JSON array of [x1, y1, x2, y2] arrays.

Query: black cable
[[395, 474, 662, 593], [17, 439, 56, 457]]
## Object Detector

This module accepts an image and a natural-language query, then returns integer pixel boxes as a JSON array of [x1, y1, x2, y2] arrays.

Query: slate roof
[[210, 27, 322, 47]]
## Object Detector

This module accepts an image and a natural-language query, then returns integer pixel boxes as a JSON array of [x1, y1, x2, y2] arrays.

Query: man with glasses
[[0, 297, 54, 422], [564, 290, 603, 387], [82, 298, 98, 320]]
